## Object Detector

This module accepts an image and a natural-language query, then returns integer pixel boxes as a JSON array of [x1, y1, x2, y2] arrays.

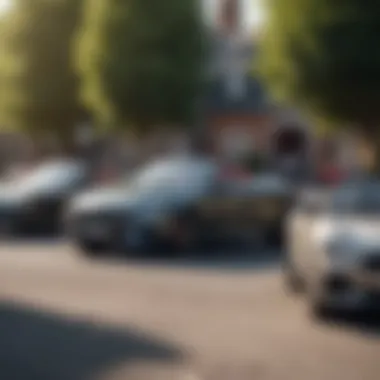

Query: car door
[[196, 179, 257, 243], [194, 178, 229, 238]]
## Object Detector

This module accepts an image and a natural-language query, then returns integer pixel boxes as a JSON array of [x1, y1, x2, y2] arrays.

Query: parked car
[[0, 159, 90, 235], [285, 182, 380, 317], [65, 157, 293, 257]]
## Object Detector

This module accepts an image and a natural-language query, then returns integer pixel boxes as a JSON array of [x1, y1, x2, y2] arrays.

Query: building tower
[[218, 0, 241, 35], [216, 0, 247, 99]]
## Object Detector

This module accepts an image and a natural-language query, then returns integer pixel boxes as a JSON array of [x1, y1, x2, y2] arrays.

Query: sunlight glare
[[203, 0, 267, 32], [0, 0, 12, 14], [248, 0, 267, 31]]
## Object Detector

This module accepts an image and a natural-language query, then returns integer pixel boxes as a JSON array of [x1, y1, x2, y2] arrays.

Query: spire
[[218, 0, 241, 34]]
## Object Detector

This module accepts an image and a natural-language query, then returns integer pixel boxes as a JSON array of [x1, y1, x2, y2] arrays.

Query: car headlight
[[325, 238, 362, 265]]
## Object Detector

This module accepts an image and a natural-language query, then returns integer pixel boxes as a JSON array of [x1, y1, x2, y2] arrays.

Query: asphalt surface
[[0, 240, 378, 380]]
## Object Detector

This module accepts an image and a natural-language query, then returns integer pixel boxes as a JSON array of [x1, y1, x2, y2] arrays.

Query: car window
[[127, 159, 216, 195], [330, 184, 380, 213], [127, 162, 184, 192]]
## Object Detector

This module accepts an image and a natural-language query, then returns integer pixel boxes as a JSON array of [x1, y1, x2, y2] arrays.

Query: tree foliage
[[259, 0, 380, 135], [76, 0, 207, 133], [0, 0, 84, 146]]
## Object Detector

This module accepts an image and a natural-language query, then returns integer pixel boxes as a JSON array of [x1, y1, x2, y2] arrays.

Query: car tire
[[265, 225, 283, 248], [77, 240, 106, 258], [306, 282, 332, 320], [170, 209, 202, 257], [308, 296, 331, 320], [116, 225, 160, 257], [0, 217, 21, 237]]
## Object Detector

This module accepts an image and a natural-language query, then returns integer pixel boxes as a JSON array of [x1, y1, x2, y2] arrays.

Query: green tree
[[259, 0, 380, 169], [76, 0, 207, 134], [0, 0, 84, 151]]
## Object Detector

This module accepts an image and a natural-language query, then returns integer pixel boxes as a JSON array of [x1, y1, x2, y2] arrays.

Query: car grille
[[22, 198, 64, 227], [362, 255, 380, 273], [75, 212, 126, 235], [41, 199, 63, 214], [26, 198, 62, 216]]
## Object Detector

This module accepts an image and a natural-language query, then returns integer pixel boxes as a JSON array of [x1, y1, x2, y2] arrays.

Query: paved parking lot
[[0, 241, 378, 380]]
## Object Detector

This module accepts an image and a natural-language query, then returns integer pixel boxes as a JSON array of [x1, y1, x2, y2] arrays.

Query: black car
[[0, 160, 90, 235], [66, 157, 293, 257]]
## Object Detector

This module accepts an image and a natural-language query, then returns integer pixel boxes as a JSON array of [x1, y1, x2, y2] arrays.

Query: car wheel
[[0, 217, 21, 237], [116, 225, 160, 257], [77, 240, 106, 258], [307, 282, 332, 320], [265, 225, 283, 248], [283, 258, 305, 294], [308, 296, 331, 320], [170, 211, 202, 256]]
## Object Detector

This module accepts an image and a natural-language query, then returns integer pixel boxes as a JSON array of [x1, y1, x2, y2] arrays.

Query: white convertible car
[[285, 182, 380, 317]]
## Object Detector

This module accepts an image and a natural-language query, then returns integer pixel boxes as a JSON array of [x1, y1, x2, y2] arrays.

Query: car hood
[[341, 220, 380, 246], [70, 186, 137, 213], [315, 217, 380, 248], [0, 184, 30, 207], [70, 181, 207, 222], [0, 179, 71, 204]]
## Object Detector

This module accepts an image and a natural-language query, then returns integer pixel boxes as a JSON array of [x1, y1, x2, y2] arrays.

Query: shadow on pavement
[[0, 235, 283, 273], [105, 248, 282, 273], [0, 301, 184, 380], [323, 311, 380, 338], [0, 236, 66, 247]]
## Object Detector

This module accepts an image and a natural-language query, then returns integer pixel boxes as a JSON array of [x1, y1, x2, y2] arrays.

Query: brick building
[[203, 0, 329, 177]]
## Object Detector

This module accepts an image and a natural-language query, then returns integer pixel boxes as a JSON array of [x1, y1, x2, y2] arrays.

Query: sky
[[0, 0, 266, 31], [0, 0, 11, 13], [204, 0, 266, 31]]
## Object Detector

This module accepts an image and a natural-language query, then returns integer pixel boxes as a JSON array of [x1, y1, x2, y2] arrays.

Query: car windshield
[[17, 161, 85, 190], [125, 159, 215, 195], [330, 184, 380, 213]]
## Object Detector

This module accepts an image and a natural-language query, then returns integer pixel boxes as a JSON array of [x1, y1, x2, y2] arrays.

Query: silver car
[[65, 157, 220, 256], [285, 182, 380, 316]]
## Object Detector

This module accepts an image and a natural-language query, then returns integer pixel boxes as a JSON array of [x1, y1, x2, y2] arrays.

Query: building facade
[[203, 0, 355, 178]]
